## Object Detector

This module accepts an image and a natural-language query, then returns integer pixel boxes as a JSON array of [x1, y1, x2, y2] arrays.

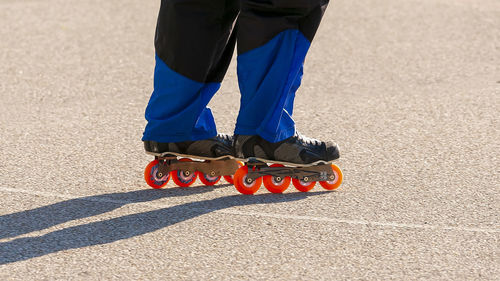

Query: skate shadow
[[0, 188, 326, 265], [0, 185, 217, 240]]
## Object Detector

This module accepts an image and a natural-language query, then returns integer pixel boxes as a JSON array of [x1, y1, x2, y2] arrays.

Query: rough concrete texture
[[0, 0, 499, 280]]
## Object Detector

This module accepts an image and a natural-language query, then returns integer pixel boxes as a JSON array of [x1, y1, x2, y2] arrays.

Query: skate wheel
[[263, 164, 290, 193], [223, 175, 234, 184], [319, 164, 343, 190], [233, 165, 262, 195], [171, 158, 197, 187], [144, 160, 170, 189], [223, 161, 243, 184], [198, 171, 221, 186], [292, 178, 316, 192]]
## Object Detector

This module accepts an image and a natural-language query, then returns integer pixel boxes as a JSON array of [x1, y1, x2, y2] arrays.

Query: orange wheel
[[292, 178, 316, 192], [144, 160, 170, 189], [263, 164, 290, 193], [171, 158, 197, 187], [233, 165, 262, 195], [223, 175, 234, 185], [223, 161, 243, 184], [198, 171, 221, 186], [319, 164, 343, 190]]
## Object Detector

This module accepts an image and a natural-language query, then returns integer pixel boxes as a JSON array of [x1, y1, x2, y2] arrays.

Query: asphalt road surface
[[1, 0, 499, 280]]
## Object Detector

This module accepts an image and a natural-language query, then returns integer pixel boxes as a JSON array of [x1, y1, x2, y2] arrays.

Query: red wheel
[[144, 160, 170, 189], [171, 158, 197, 187], [233, 165, 262, 195], [223, 175, 234, 185], [263, 164, 290, 193], [198, 171, 221, 186], [292, 178, 316, 192], [319, 164, 343, 190], [223, 161, 243, 184]]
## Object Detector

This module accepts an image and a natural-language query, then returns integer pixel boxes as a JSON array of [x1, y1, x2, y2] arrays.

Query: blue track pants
[[143, 0, 328, 143]]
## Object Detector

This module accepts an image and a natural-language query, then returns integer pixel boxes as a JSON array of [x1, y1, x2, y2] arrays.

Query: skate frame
[[153, 156, 336, 184], [154, 156, 240, 179], [243, 158, 336, 183]]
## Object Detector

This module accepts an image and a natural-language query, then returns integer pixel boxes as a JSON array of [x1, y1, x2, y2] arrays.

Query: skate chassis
[[144, 151, 343, 194]]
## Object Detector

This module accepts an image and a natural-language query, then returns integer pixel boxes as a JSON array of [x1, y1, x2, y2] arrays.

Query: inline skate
[[231, 133, 343, 194], [143, 134, 241, 188]]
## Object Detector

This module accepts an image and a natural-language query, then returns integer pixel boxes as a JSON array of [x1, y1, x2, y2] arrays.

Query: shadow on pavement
[[0, 187, 326, 264], [0, 185, 220, 240]]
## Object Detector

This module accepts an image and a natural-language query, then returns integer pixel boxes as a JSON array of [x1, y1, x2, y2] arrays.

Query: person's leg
[[233, 0, 339, 164], [143, 0, 239, 143], [235, 0, 329, 143]]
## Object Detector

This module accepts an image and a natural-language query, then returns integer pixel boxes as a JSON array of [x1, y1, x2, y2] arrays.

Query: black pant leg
[[237, 0, 329, 54], [155, 0, 239, 83], [233, 0, 330, 142]]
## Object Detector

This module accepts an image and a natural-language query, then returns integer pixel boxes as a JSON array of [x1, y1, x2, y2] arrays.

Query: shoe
[[233, 132, 339, 165], [144, 134, 233, 159]]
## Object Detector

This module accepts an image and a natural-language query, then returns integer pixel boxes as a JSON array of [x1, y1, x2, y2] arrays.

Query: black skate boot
[[231, 132, 342, 195], [233, 132, 339, 165], [143, 134, 239, 189], [144, 133, 233, 160]]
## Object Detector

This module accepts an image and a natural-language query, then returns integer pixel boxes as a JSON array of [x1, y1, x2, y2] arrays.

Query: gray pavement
[[0, 0, 499, 280]]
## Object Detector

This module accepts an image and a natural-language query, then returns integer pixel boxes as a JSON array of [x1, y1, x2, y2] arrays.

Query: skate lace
[[296, 132, 321, 146], [216, 133, 233, 143]]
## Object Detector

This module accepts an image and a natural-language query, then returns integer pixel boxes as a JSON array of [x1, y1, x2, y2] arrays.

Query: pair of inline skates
[[143, 133, 343, 194]]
